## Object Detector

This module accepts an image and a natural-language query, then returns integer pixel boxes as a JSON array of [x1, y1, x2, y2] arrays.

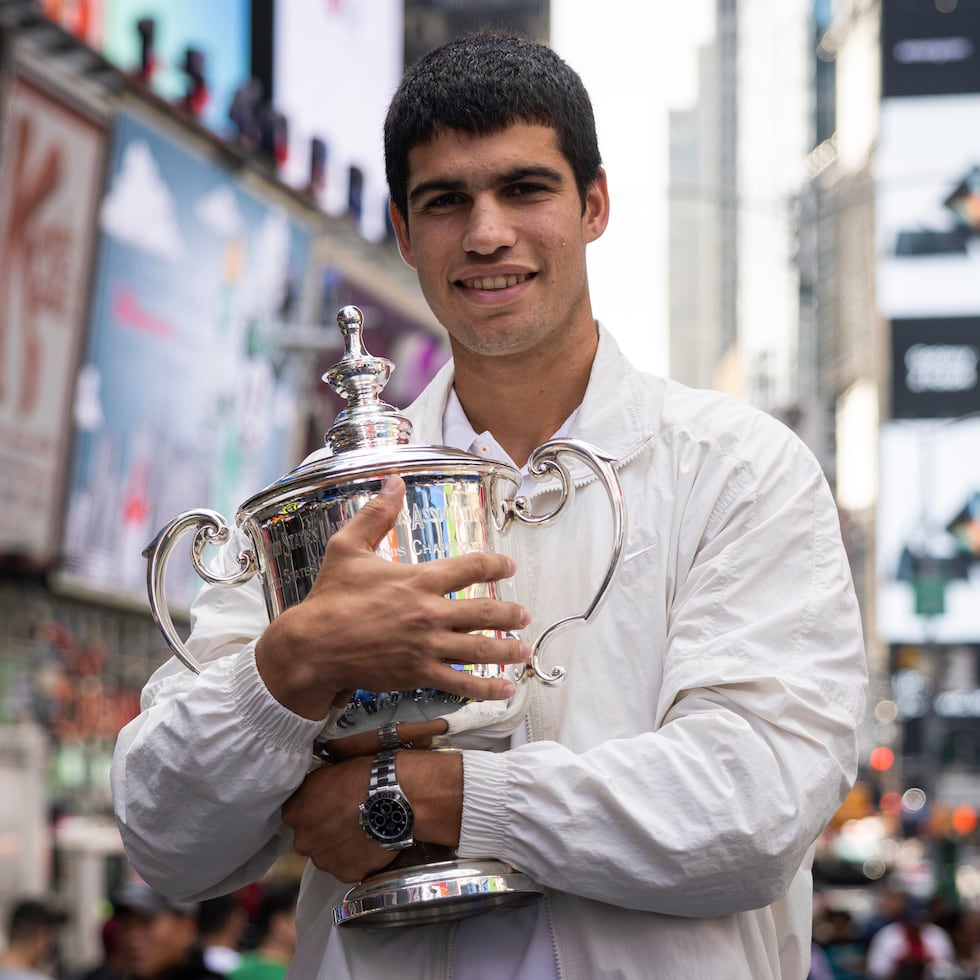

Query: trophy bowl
[[143, 306, 626, 927]]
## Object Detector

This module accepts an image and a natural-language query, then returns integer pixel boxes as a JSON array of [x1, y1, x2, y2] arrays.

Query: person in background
[[111, 30, 868, 980], [227, 883, 298, 980], [932, 906, 980, 979], [196, 896, 247, 977], [866, 894, 954, 979], [111, 883, 219, 980], [815, 907, 867, 980], [0, 898, 65, 980], [73, 915, 126, 980]]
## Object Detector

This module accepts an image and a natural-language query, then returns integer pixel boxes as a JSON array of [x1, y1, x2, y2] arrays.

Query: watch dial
[[366, 791, 411, 842]]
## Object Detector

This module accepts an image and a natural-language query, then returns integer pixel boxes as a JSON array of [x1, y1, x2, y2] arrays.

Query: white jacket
[[112, 327, 868, 979]]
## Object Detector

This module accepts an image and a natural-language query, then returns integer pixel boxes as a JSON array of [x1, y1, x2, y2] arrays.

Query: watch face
[[362, 791, 413, 844]]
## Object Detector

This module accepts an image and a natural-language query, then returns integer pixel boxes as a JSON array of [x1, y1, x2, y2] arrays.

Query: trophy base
[[333, 858, 545, 929]]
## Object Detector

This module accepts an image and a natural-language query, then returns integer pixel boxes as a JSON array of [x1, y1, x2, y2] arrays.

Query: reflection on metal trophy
[[143, 306, 626, 928]]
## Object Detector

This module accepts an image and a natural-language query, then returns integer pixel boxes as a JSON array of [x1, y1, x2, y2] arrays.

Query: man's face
[[389, 122, 608, 366], [116, 909, 195, 978]]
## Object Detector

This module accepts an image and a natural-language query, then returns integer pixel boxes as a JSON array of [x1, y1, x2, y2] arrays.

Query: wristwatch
[[358, 750, 415, 850]]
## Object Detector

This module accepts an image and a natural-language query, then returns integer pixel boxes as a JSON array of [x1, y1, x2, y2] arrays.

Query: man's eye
[[509, 183, 547, 197], [424, 193, 460, 209]]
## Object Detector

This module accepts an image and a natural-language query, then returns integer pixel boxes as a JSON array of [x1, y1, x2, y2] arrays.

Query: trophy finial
[[336, 305, 367, 358], [322, 306, 412, 452]]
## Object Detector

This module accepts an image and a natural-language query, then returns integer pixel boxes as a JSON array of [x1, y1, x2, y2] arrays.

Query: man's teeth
[[463, 274, 529, 290]]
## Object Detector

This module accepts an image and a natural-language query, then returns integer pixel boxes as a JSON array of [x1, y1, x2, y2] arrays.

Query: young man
[[112, 32, 868, 979]]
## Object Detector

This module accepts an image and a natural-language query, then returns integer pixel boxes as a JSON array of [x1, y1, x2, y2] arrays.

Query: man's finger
[[428, 664, 520, 702], [423, 551, 518, 595]]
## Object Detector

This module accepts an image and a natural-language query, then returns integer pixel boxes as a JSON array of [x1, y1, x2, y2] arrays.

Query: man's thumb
[[346, 474, 406, 551]]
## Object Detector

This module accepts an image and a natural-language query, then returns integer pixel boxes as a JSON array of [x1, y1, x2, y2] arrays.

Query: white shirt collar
[[442, 386, 580, 481]]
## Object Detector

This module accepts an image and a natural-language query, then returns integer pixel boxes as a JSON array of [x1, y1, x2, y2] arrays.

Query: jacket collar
[[404, 323, 665, 464]]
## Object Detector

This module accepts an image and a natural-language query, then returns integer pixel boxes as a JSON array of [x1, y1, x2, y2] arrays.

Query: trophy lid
[[234, 306, 520, 522], [322, 305, 413, 453]]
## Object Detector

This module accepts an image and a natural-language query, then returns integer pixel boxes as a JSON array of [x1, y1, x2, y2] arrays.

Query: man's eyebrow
[[407, 166, 566, 205]]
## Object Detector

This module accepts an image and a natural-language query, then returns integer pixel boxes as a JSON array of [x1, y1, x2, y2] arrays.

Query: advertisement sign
[[273, 1, 403, 241], [876, 94, 980, 320], [0, 73, 106, 565], [881, 0, 980, 99], [891, 317, 980, 419], [878, 419, 980, 643], [38, 0, 251, 138], [59, 110, 313, 608], [877, 2, 980, 321]]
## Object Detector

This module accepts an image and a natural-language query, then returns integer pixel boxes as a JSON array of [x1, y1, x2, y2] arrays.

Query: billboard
[[876, 94, 980, 320], [272, 1, 403, 241], [878, 419, 980, 643], [877, 2, 980, 320], [881, 0, 980, 99], [59, 110, 314, 608], [39, 0, 252, 138], [0, 73, 106, 566], [891, 317, 980, 419]]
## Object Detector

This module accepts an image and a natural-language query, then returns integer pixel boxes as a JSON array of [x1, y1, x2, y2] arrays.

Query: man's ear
[[583, 167, 610, 245], [389, 199, 416, 270]]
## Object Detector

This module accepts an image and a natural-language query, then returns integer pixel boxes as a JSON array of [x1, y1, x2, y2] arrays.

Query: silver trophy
[[143, 306, 626, 928]]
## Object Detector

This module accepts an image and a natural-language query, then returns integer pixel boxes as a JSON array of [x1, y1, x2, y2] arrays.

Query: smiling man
[[112, 31, 868, 980]]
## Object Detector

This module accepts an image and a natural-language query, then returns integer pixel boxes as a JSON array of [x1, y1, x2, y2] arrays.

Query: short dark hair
[[196, 893, 240, 937], [384, 31, 602, 221], [254, 881, 299, 941], [7, 899, 66, 943]]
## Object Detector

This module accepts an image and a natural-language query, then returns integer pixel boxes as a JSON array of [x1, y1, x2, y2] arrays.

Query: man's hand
[[282, 750, 463, 883], [255, 476, 531, 719]]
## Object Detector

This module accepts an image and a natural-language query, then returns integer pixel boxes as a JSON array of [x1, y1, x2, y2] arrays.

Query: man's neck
[[450, 322, 598, 467]]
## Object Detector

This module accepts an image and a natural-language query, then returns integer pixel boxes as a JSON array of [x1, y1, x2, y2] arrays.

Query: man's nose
[[461, 197, 516, 254]]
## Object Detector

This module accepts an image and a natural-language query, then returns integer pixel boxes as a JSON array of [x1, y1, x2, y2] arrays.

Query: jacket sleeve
[[456, 414, 868, 917], [111, 548, 327, 901]]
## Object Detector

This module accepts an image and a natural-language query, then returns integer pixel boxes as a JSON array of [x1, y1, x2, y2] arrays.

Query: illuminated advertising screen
[[878, 418, 980, 643], [0, 73, 106, 566], [38, 0, 251, 138], [881, 0, 980, 99], [877, 2, 980, 321], [272, 0, 403, 242], [59, 110, 314, 608], [891, 316, 980, 419], [876, 94, 980, 320]]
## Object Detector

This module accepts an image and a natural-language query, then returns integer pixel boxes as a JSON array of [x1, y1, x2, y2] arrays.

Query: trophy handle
[[143, 509, 258, 675], [503, 439, 626, 686]]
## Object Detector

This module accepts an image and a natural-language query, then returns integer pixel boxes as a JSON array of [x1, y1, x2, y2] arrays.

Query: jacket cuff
[[228, 645, 328, 753], [457, 749, 512, 856]]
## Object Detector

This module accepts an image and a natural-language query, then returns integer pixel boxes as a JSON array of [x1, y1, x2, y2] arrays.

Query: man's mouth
[[457, 273, 533, 290]]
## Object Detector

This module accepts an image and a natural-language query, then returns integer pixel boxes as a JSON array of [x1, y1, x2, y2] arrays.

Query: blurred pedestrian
[[815, 907, 867, 980], [196, 896, 246, 977], [0, 897, 66, 980], [931, 906, 980, 979], [227, 883, 298, 980], [866, 894, 954, 979], [73, 914, 126, 980], [863, 885, 916, 949], [809, 940, 836, 980], [111, 882, 220, 980]]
